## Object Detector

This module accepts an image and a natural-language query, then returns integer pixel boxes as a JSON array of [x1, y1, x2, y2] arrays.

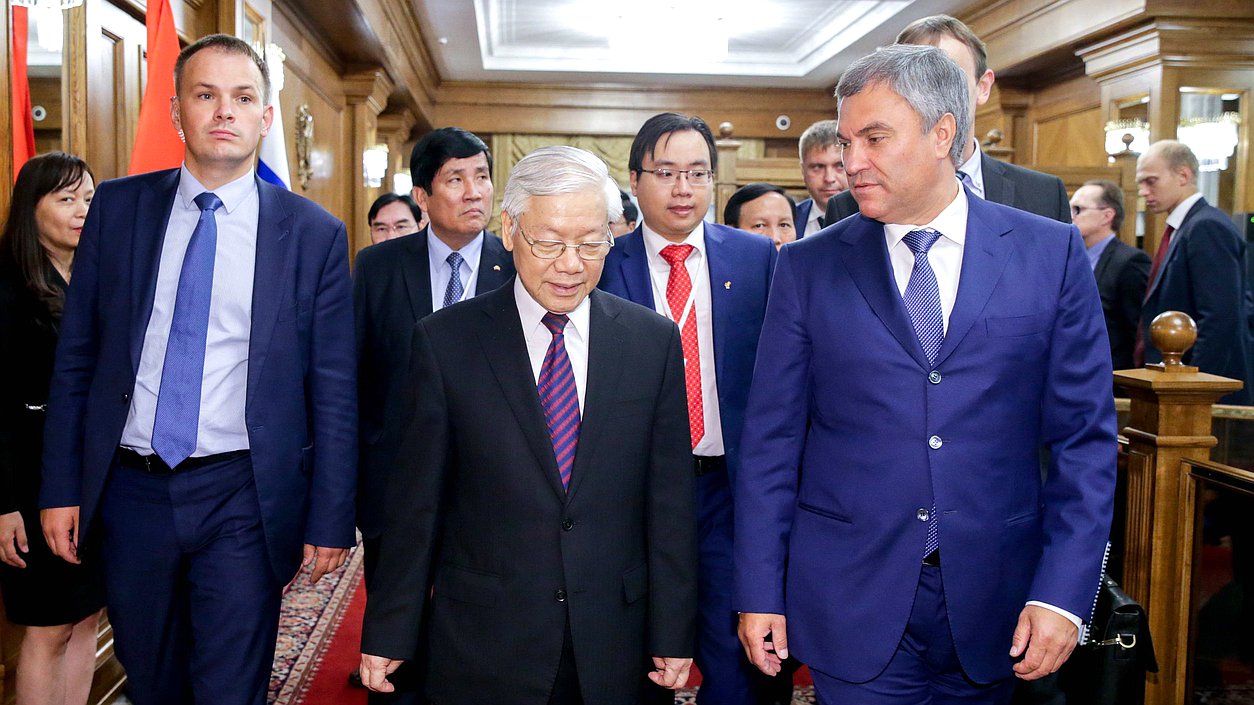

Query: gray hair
[[835, 44, 971, 167], [799, 120, 841, 160], [501, 146, 623, 230]]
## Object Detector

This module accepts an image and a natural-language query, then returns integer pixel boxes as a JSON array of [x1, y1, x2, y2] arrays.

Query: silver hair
[[501, 146, 623, 230], [835, 44, 971, 167]]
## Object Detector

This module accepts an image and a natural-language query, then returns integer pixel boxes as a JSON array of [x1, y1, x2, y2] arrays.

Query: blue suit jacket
[[794, 198, 815, 239], [40, 168, 358, 583], [1141, 197, 1253, 404], [733, 193, 1116, 683], [598, 222, 776, 481]]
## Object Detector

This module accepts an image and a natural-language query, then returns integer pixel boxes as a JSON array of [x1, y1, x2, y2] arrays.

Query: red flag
[[11, 5, 36, 179], [127, 0, 184, 174]]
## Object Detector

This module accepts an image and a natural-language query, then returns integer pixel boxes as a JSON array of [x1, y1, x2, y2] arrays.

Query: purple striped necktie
[[538, 312, 580, 491]]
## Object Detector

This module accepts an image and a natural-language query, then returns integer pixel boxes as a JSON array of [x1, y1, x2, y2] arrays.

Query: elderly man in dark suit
[[826, 15, 1071, 227], [1136, 139, 1253, 404], [40, 35, 356, 705], [1069, 180, 1150, 370], [359, 145, 698, 705]]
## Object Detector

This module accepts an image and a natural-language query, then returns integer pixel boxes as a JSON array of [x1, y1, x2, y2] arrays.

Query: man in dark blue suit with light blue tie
[[735, 45, 1115, 703], [600, 112, 776, 705], [40, 35, 356, 705]]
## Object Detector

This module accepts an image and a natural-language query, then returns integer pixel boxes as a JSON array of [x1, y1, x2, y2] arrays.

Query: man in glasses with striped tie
[[359, 145, 698, 705]]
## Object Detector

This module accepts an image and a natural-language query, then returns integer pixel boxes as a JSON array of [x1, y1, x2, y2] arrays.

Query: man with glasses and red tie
[[599, 112, 777, 705], [359, 145, 697, 705]]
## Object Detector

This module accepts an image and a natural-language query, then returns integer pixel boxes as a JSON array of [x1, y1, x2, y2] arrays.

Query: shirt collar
[[807, 199, 824, 229], [427, 227, 485, 263], [513, 276, 591, 344], [1165, 192, 1204, 230], [958, 141, 984, 194], [1086, 233, 1116, 270], [884, 184, 969, 249], [641, 220, 706, 266], [177, 165, 256, 215]]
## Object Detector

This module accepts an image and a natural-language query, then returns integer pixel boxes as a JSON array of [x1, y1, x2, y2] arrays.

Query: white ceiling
[[415, 0, 973, 88]]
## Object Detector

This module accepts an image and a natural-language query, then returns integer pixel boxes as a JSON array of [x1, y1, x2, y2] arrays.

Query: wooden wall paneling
[[343, 68, 393, 255], [1028, 74, 1105, 167], [84, 0, 146, 182], [1, 0, 12, 218], [349, 0, 438, 132]]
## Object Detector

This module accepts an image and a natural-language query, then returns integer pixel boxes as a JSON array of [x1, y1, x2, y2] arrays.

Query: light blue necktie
[[443, 251, 465, 308], [902, 227, 945, 557], [151, 192, 222, 468]]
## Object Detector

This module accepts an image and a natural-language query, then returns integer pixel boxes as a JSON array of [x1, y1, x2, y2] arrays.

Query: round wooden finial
[[1150, 311, 1197, 369], [1122, 132, 1135, 150], [984, 128, 1004, 146], [719, 122, 734, 139]]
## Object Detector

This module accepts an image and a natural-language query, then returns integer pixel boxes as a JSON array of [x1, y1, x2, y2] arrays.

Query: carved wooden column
[[376, 109, 416, 187], [342, 67, 394, 257], [714, 121, 741, 226], [1113, 312, 1243, 705]]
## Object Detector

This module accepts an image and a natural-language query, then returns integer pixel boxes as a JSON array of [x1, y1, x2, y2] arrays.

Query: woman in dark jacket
[[0, 152, 103, 705]]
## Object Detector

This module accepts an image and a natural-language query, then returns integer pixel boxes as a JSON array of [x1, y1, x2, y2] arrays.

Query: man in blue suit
[[795, 120, 846, 238], [600, 112, 776, 705], [734, 45, 1115, 703], [1136, 139, 1253, 404], [40, 35, 356, 705]]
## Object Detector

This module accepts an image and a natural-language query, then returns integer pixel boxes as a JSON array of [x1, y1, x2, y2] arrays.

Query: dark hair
[[629, 113, 718, 174], [618, 190, 638, 224], [409, 127, 493, 195], [368, 192, 423, 225], [724, 183, 794, 228], [0, 152, 93, 319], [896, 15, 989, 79], [174, 34, 271, 103], [1083, 179, 1125, 232]]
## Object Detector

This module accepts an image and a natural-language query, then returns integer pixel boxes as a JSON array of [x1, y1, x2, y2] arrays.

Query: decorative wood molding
[[353, 0, 439, 129], [342, 66, 393, 114]]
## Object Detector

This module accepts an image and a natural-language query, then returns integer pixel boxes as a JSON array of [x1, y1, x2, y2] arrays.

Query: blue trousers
[[811, 564, 1015, 705], [99, 454, 281, 705]]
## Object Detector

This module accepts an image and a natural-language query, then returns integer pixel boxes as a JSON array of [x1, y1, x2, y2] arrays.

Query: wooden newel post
[[714, 121, 740, 226], [1112, 311, 1243, 705]]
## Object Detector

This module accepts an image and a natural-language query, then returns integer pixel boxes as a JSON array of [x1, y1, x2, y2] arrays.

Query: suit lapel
[[618, 227, 656, 309], [1145, 198, 1205, 299], [565, 291, 625, 502], [980, 153, 1014, 207], [934, 197, 1014, 366], [247, 179, 294, 407], [129, 170, 181, 372], [476, 284, 569, 501], [796, 200, 812, 237], [401, 230, 434, 319], [1093, 240, 1116, 285], [704, 224, 732, 391], [840, 217, 932, 370], [475, 231, 512, 296]]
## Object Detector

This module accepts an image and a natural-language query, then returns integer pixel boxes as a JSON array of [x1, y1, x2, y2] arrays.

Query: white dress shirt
[[957, 140, 986, 200], [428, 227, 485, 312], [1165, 191, 1204, 230], [516, 278, 589, 413], [640, 222, 725, 457], [120, 166, 257, 455], [885, 184, 1083, 631], [804, 198, 825, 237]]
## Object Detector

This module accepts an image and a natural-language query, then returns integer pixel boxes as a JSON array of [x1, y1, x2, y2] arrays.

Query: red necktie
[[1134, 224, 1176, 366], [659, 245, 704, 448]]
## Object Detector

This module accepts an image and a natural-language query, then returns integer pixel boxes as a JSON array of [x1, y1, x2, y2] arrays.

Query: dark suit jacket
[[735, 197, 1115, 684], [826, 152, 1072, 225], [597, 223, 776, 483], [360, 284, 698, 705], [40, 168, 358, 582], [1141, 197, 1254, 404], [1093, 237, 1150, 370], [795, 198, 815, 238], [352, 229, 514, 538]]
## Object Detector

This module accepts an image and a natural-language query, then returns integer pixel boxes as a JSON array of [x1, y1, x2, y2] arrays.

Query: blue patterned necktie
[[902, 227, 945, 558], [443, 251, 465, 308], [151, 192, 223, 468], [537, 313, 580, 491]]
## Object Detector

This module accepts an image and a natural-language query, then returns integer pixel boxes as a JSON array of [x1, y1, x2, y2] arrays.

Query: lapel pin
[[493, 264, 501, 271], [724, 281, 732, 290]]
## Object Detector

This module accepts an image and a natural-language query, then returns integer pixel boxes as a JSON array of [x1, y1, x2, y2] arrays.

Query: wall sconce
[[1177, 112, 1240, 172], [392, 170, 413, 196], [363, 144, 389, 188], [1104, 119, 1149, 156]]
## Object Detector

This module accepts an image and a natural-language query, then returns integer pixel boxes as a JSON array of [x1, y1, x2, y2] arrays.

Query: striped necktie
[[538, 313, 580, 491]]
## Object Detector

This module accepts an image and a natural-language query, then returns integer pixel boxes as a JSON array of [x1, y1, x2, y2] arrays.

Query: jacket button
[[917, 508, 930, 522], [554, 589, 567, 602], [561, 519, 574, 531], [121, 393, 130, 403], [928, 371, 942, 384], [928, 435, 942, 449]]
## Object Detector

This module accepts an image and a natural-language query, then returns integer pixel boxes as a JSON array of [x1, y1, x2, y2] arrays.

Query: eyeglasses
[[370, 222, 419, 236], [1070, 205, 1109, 217], [638, 168, 714, 186], [519, 228, 614, 261]]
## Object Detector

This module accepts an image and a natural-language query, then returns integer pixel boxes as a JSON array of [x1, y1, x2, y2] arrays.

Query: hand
[[359, 653, 403, 692], [648, 656, 693, 689], [1009, 604, 1079, 680], [40, 506, 80, 564], [302, 544, 349, 584], [738, 612, 789, 676], [0, 511, 29, 568]]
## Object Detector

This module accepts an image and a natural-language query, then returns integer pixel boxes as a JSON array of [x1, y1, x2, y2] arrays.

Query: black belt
[[116, 447, 248, 475], [693, 455, 725, 477], [923, 548, 941, 567]]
